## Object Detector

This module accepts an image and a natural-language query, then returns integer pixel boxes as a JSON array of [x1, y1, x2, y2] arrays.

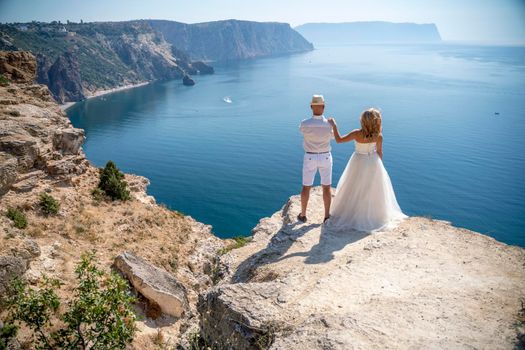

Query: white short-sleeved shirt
[[299, 115, 334, 153]]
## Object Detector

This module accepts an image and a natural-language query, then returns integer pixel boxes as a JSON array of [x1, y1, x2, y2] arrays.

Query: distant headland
[[295, 21, 442, 45]]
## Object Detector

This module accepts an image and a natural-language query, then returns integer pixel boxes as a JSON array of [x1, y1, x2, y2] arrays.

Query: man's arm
[[299, 120, 305, 134]]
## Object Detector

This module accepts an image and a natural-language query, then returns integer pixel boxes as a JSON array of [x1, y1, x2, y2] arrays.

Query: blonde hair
[[360, 108, 382, 139]]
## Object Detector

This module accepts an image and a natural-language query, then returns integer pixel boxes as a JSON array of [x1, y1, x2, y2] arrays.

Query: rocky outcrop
[[191, 61, 214, 75], [0, 21, 200, 103], [0, 152, 17, 194], [46, 51, 85, 103], [199, 187, 525, 349], [0, 256, 27, 296], [0, 51, 36, 83], [0, 51, 88, 194], [147, 19, 314, 61], [182, 75, 195, 86], [113, 252, 189, 318]]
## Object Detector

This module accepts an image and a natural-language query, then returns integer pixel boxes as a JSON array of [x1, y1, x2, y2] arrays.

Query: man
[[298, 95, 334, 223]]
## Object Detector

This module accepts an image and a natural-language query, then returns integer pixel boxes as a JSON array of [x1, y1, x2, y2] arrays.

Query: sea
[[66, 43, 525, 247]]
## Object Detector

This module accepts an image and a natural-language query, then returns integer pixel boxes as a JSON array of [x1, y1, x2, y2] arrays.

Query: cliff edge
[[0, 51, 225, 349], [200, 187, 525, 349]]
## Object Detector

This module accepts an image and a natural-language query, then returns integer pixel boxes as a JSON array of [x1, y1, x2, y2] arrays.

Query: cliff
[[0, 51, 226, 349], [0, 19, 313, 104], [147, 19, 314, 61], [199, 187, 525, 349], [0, 21, 213, 103], [2, 51, 523, 350], [295, 21, 442, 45]]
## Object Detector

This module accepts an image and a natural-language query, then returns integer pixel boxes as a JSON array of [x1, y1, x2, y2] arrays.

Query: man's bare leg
[[300, 185, 311, 219], [322, 185, 331, 220]]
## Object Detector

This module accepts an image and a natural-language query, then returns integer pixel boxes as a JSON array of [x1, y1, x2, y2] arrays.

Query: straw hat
[[311, 94, 325, 105]]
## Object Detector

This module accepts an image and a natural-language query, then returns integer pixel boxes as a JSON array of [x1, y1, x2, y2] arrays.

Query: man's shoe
[[297, 214, 307, 223], [323, 215, 330, 223]]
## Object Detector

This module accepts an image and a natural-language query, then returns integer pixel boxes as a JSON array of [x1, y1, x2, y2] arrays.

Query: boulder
[[113, 251, 189, 318], [52, 128, 85, 155], [10, 170, 45, 193], [0, 51, 36, 83], [45, 155, 88, 176], [10, 239, 41, 267], [0, 152, 17, 194], [182, 75, 195, 86], [0, 134, 39, 170], [0, 256, 27, 296]]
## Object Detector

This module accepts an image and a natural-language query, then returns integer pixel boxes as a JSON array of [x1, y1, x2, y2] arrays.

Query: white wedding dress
[[328, 141, 407, 232]]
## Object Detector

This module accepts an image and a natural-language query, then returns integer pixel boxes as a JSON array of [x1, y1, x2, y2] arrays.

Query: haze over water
[[67, 43, 525, 246]]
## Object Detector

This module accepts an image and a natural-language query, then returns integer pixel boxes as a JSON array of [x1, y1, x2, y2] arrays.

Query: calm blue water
[[67, 44, 525, 246]]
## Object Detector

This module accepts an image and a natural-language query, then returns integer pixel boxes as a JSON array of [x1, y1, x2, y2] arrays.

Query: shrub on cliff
[[5, 207, 27, 229], [39, 193, 60, 216], [2, 252, 136, 350], [0, 74, 9, 86], [97, 160, 131, 201]]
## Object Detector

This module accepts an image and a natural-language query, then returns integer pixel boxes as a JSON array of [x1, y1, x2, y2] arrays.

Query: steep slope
[[0, 51, 225, 349], [295, 21, 442, 45], [199, 187, 525, 349], [147, 19, 314, 61], [0, 21, 213, 103]]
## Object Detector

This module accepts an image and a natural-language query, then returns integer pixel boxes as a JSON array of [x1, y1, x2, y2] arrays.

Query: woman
[[327, 108, 406, 232]]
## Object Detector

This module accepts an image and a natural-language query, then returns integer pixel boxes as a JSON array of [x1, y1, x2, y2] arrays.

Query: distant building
[[57, 26, 68, 36]]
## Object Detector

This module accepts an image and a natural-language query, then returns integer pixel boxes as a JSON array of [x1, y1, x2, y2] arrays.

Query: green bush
[[3, 252, 136, 350], [97, 161, 131, 201], [0, 74, 9, 86], [0, 322, 19, 350], [39, 193, 60, 215], [5, 207, 27, 229]]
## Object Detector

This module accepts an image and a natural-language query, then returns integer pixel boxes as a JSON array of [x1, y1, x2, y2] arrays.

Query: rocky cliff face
[[46, 51, 85, 103], [0, 21, 212, 103], [199, 187, 525, 349], [0, 19, 311, 104], [0, 51, 88, 195], [0, 52, 226, 349], [147, 19, 314, 61]]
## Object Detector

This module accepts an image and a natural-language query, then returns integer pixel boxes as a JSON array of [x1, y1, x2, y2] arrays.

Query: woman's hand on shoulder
[[327, 117, 336, 126]]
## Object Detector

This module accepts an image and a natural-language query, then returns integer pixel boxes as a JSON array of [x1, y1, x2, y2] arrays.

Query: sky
[[0, 0, 524, 44]]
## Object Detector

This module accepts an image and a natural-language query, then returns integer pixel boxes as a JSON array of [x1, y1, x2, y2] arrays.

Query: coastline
[[60, 81, 150, 111]]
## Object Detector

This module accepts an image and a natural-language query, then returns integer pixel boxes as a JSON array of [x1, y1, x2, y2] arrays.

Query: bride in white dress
[[327, 108, 406, 232]]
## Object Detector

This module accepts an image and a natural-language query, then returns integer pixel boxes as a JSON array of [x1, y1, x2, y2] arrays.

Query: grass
[[5, 207, 27, 229], [218, 236, 252, 255], [91, 187, 106, 202], [187, 329, 212, 350], [169, 256, 178, 272]]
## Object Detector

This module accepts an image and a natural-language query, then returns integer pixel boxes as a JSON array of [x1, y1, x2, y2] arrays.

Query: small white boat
[[223, 96, 232, 104]]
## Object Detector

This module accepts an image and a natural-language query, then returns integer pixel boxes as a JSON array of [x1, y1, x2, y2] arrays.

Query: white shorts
[[302, 152, 332, 186]]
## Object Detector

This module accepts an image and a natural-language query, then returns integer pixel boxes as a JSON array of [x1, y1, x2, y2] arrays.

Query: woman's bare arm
[[376, 134, 383, 159], [328, 118, 359, 144]]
